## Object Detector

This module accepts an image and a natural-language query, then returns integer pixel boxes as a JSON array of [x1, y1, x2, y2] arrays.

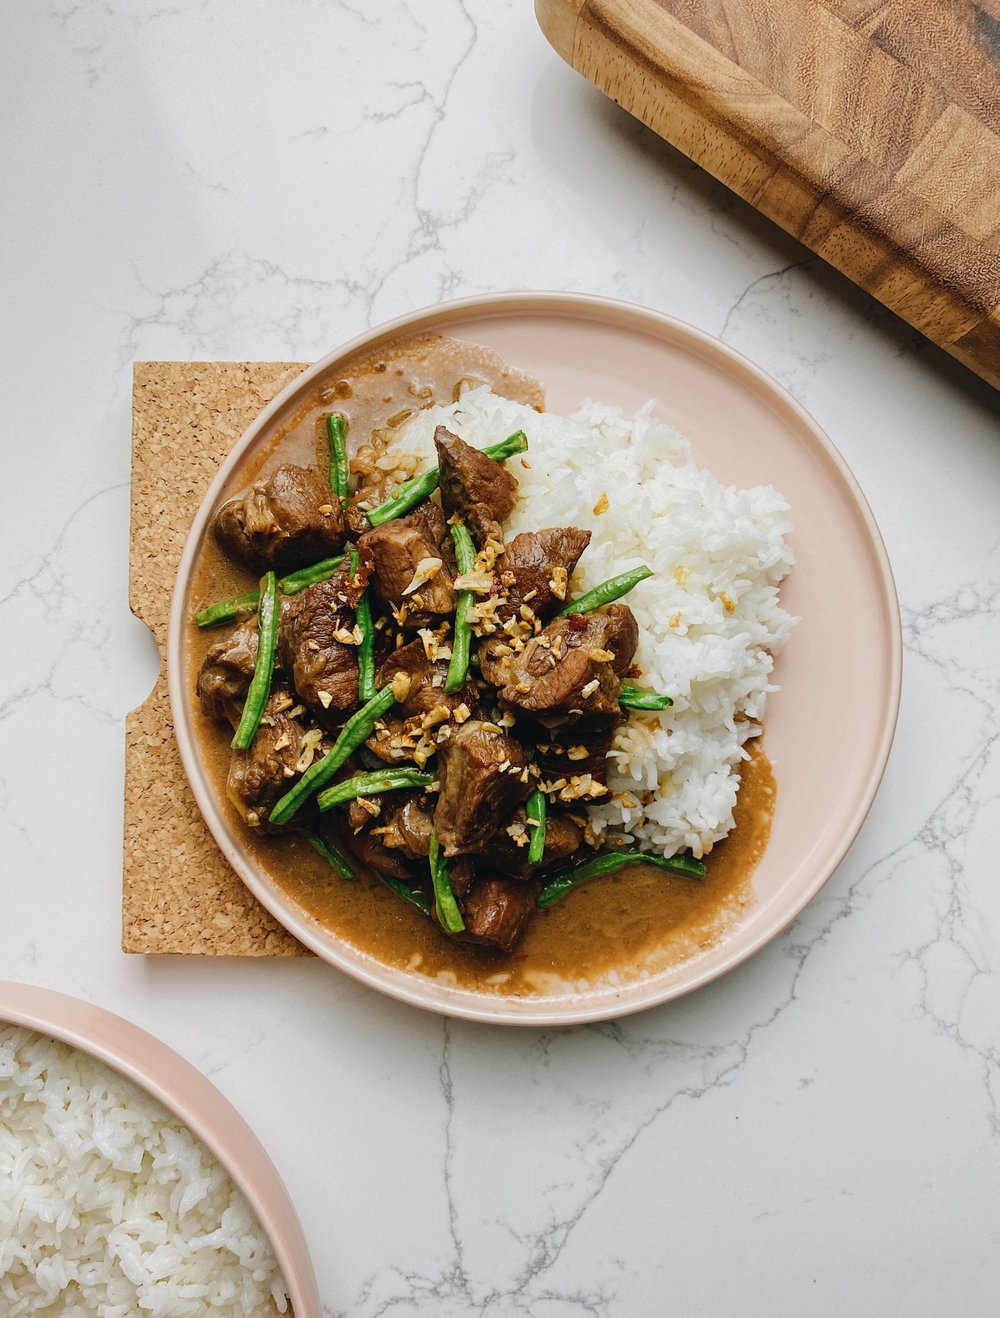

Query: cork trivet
[[124, 362, 312, 956]]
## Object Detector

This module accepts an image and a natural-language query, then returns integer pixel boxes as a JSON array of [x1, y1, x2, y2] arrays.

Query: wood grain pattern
[[536, 0, 1000, 387], [125, 362, 311, 956]]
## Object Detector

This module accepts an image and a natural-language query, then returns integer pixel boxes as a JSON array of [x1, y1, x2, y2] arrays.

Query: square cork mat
[[124, 362, 314, 955]]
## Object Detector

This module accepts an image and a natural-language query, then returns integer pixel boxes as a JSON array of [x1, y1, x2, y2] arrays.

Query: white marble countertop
[[3, 4, 999, 1315]]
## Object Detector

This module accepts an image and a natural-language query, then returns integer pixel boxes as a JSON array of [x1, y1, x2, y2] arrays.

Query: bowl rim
[[167, 289, 902, 1025], [0, 979, 320, 1318]]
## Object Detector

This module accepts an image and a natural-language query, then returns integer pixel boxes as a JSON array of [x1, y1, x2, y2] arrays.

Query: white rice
[[0, 1026, 288, 1317], [391, 386, 795, 857]]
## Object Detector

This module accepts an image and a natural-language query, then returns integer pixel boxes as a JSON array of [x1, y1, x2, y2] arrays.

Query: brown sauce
[[182, 333, 775, 995]]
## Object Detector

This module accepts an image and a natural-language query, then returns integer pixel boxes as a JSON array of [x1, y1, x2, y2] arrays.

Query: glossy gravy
[[183, 333, 775, 994]]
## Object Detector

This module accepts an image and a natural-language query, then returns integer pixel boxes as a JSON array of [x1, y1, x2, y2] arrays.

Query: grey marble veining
[[2, 2, 999, 1314]]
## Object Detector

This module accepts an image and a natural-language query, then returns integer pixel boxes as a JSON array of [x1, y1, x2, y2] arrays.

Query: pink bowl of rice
[[0, 980, 319, 1317]]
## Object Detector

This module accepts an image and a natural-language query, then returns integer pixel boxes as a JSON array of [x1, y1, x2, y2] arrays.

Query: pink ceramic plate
[[168, 292, 901, 1024], [0, 980, 320, 1317]]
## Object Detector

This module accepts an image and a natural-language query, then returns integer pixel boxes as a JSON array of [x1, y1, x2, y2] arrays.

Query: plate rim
[[166, 289, 902, 1025], [0, 980, 321, 1316]]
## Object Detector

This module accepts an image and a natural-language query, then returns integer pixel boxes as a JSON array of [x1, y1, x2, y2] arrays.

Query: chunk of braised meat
[[498, 605, 638, 716], [479, 527, 593, 685], [457, 875, 537, 952], [226, 687, 305, 827], [344, 472, 398, 537], [345, 793, 382, 833], [279, 552, 372, 723], [365, 639, 476, 765], [533, 712, 619, 787], [375, 792, 435, 861], [495, 528, 591, 621], [378, 639, 473, 717], [197, 619, 259, 727], [357, 502, 455, 629], [488, 807, 583, 878], [434, 426, 518, 546], [340, 823, 415, 880], [214, 464, 345, 572], [434, 719, 533, 856], [339, 767, 434, 872]]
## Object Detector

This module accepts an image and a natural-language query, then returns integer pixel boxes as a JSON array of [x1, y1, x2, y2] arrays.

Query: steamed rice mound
[[0, 1026, 288, 1317], [391, 387, 796, 857]]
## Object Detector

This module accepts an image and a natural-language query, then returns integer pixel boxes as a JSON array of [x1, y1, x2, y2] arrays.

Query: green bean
[[307, 832, 355, 881], [365, 430, 528, 526], [326, 413, 349, 505], [279, 555, 345, 596], [194, 555, 344, 628], [195, 590, 260, 629], [268, 683, 398, 825], [619, 684, 673, 711], [537, 848, 705, 909], [482, 430, 528, 462], [429, 830, 465, 933], [231, 572, 279, 751], [556, 565, 653, 617], [444, 521, 476, 695], [349, 547, 376, 702], [365, 468, 440, 528], [380, 875, 432, 917], [526, 789, 547, 865], [316, 768, 434, 812]]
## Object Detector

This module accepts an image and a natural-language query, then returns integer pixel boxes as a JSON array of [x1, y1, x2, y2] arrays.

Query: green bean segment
[[317, 768, 433, 813], [380, 875, 433, 917], [307, 833, 355, 881], [556, 565, 653, 617], [279, 555, 346, 595], [526, 789, 547, 865], [365, 430, 528, 526], [619, 684, 673, 711], [326, 413, 349, 505], [429, 831, 465, 933], [355, 591, 376, 701], [366, 468, 439, 528], [537, 848, 705, 909], [231, 572, 279, 751], [444, 521, 476, 695], [268, 684, 398, 825], [194, 554, 345, 628], [349, 547, 377, 703], [482, 430, 528, 462]]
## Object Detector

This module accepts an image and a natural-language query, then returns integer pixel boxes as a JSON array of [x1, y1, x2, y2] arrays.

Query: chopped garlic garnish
[[581, 679, 600, 698], [402, 557, 443, 596], [295, 727, 324, 773], [593, 491, 609, 515], [417, 628, 440, 661], [332, 625, 363, 645], [317, 690, 333, 709], [391, 670, 412, 702], [454, 569, 494, 593]]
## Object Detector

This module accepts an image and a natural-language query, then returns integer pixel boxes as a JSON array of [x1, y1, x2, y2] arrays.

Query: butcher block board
[[536, 0, 1000, 388], [124, 361, 312, 956]]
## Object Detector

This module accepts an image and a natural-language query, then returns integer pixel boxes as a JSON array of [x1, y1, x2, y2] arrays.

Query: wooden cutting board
[[536, 0, 1000, 388]]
